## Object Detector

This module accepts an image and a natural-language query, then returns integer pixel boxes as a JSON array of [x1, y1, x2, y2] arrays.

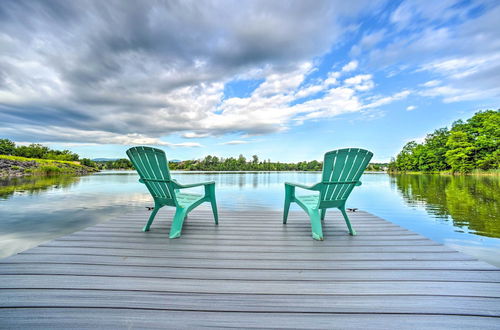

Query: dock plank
[[1, 209, 499, 329]]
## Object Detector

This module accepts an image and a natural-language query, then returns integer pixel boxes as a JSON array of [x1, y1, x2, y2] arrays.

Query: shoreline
[[388, 170, 500, 176]]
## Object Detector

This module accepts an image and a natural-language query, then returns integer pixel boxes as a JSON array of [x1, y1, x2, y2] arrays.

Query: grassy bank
[[0, 155, 98, 177]]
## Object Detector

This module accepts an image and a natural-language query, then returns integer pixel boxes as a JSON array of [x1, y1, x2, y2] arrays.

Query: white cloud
[[406, 105, 416, 111], [344, 74, 371, 85], [1, 1, 388, 144], [182, 132, 210, 139], [364, 90, 411, 109], [342, 60, 358, 72], [421, 80, 441, 87], [366, 1, 500, 103], [344, 74, 374, 91], [0, 125, 203, 147], [220, 140, 250, 145], [390, 0, 460, 29], [2, 0, 468, 147], [0, 60, 412, 144], [350, 30, 386, 56]]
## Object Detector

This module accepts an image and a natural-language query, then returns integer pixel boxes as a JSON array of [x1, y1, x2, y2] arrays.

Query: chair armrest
[[172, 180, 215, 189], [138, 178, 215, 189], [355, 181, 362, 187], [284, 182, 321, 191], [139, 178, 169, 183]]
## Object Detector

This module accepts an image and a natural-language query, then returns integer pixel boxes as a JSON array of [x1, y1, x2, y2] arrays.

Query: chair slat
[[324, 150, 347, 201], [330, 148, 357, 201], [141, 149, 165, 199], [335, 149, 363, 200], [145, 150, 171, 200]]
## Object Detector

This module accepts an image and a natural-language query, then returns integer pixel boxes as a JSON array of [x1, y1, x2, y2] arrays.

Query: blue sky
[[0, 0, 499, 162]]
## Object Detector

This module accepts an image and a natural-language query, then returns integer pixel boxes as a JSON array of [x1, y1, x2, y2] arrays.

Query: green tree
[[420, 128, 450, 171], [15, 144, 50, 159], [0, 139, 16, 155], [445, 131, 475, 173], [80, 158, 97, 168]]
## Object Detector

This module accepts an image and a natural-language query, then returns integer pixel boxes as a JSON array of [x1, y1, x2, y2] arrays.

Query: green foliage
[[37, 165, 64, 175], [366, 163, 387, 171], [0, 139, 79, 161], [389, 110, 499, 173], [0, 139, 16, 155], [445, 131, 475, 173], [96, 158, 134, 169], [80, 158, 97, 168]]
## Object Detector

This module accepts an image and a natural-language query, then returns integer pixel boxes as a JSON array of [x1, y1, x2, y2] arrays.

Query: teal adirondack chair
[[126, 146, 218, 238], [283, 148, 373, 240]]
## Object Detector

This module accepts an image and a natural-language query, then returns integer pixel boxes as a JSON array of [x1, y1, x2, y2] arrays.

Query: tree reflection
[[392, 174, 500, 238], [0, 175, 80, 199]]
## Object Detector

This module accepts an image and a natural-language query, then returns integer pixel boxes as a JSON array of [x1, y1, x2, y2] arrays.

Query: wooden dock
[[1, 208, 499, 329]]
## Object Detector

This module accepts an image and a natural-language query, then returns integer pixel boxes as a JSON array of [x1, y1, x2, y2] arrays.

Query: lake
[[0, 171, 499, 266]]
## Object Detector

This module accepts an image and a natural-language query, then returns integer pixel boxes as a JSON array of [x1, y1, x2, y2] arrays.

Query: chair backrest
[[319, 148, 373, 207], [126, 146, 177, 205]]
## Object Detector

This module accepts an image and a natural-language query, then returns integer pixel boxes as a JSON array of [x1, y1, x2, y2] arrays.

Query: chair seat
[[176, 192, 204, 208], [296, 194, 319, 209]]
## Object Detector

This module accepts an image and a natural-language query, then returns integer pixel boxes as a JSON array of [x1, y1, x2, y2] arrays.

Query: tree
[[237, 154, 246, 166], [0, 139, 16, 155], [420, 128, 450, 171], [445, 131, 475, 173], [80, 158, 97, 167], [15, 144, 50, 159]]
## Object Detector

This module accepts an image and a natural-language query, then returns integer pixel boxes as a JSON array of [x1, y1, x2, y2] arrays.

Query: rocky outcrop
[[0, 157, 97, 177]]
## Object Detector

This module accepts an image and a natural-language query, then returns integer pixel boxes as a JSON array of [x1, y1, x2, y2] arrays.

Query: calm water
[[0, 171, 499, 266]]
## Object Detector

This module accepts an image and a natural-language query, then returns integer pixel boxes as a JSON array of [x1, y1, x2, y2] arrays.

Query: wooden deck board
[[1, 209, 499, 329]]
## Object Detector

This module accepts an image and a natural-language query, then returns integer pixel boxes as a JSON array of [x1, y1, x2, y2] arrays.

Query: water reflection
[[392, 174, 500, 238], [0, 171, 498, 266], [0, 175, 80, 199]]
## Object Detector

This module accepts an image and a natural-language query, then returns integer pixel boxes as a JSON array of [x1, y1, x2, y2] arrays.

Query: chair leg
[[143, 204, 161, 232], [205, 184, 218, 225], [210, 197, 219, 225], [283, 199, 291, 224], [321, 208, 326, 221], [169, 207, 187, 239], [309, 209, 324, 240], [283, 185, 293, 224], [340, 207, 356, 236]]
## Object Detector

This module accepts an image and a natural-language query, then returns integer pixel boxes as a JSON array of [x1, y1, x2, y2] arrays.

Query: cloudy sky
[[1, 0, 499, 162]]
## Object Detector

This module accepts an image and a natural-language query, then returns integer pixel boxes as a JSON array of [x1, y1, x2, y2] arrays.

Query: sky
[[0, 0, 499, 162]]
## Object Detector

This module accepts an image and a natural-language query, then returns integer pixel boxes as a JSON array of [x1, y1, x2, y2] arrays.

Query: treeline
[[388, 110, 499, 173], [169, 155, 386, 172], [94, 159, 133, 170], [0, 139, 80, 161], [96, 155, 385, 172], [169, 155, 322, 171]]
